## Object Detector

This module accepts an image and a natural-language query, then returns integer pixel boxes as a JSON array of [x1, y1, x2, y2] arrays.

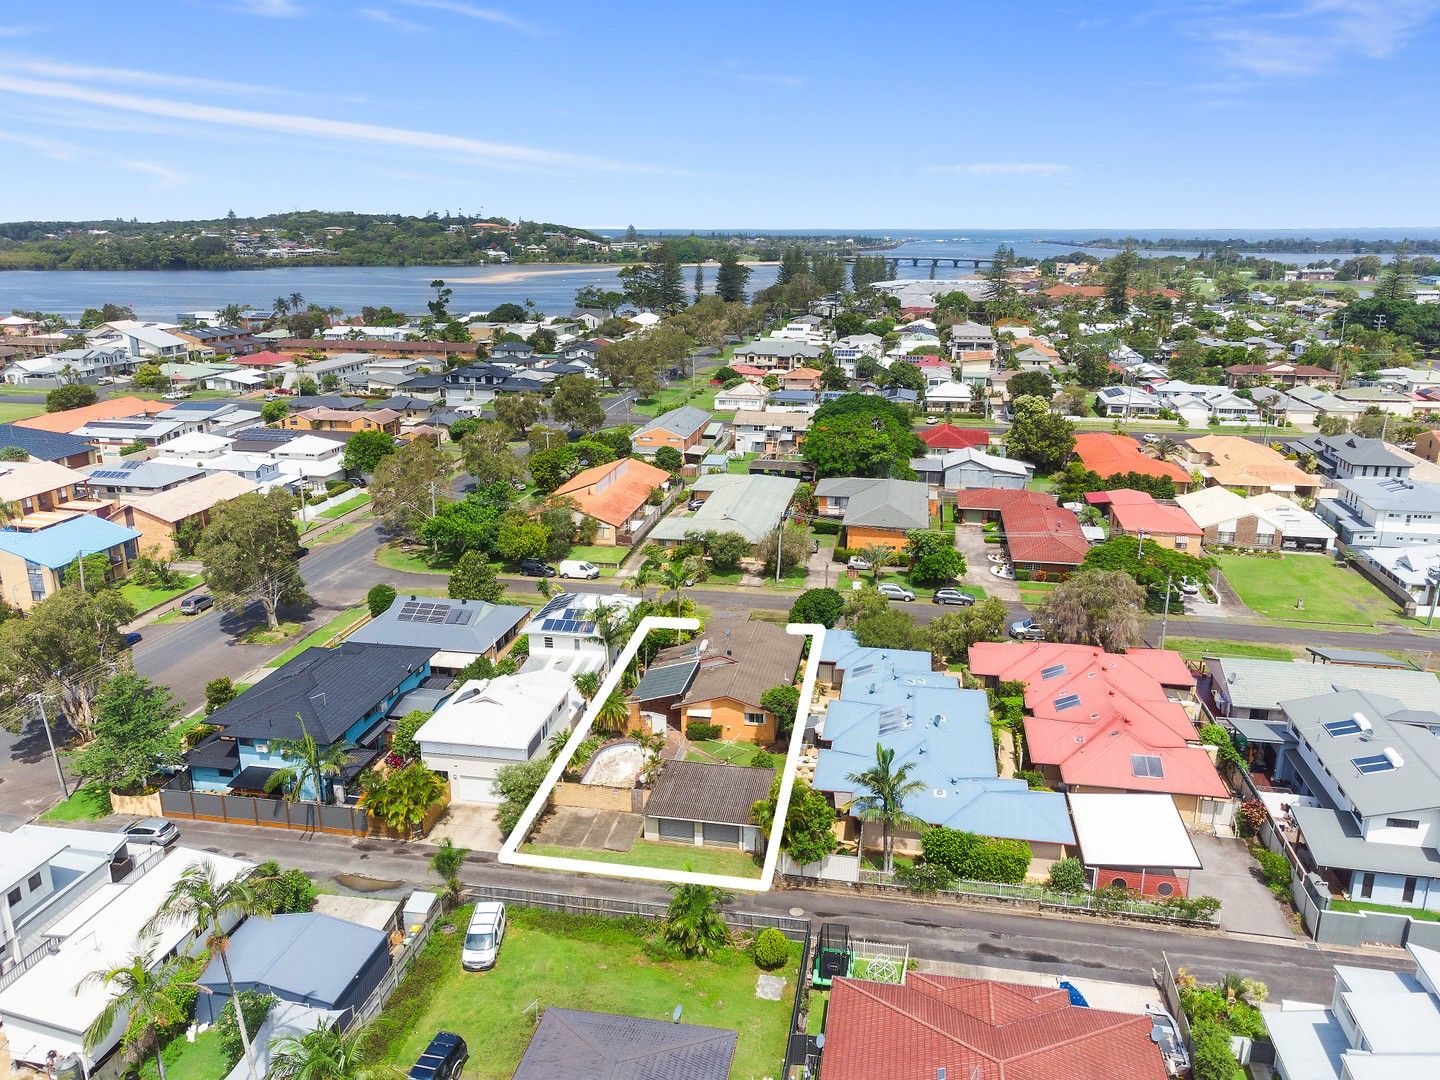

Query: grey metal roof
[[638, 405, 710, 440], [1283, 689, 1440, 817], [81, 459, 204, 490], [1335, 477, 1440, 512], [650, 473, 797, 544], [1293, 803, 1440, 877], [631, 660, 698, 703], [816, 476, 931, 531], [1207, 657, 1440, 714], [735, 339, 822, 358], [644, 760, 773, 826], [1308, 434, 1411, 469], [199, 913, 386, 1007], [348, 595, 527, 656], [207, 641, 433, 744], [514, 1007, 737, 1079], [1306, 647, 1414, 669]]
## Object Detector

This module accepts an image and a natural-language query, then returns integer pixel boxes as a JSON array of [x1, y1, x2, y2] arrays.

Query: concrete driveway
[[955, 525, 1019, 603], [424, 803, 503, 854], [1187, 832, 1296, 939], [532, 807, 642, 852]]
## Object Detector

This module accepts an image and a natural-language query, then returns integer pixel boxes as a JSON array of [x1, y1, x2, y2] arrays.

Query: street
[[170, 817, 1409, 1004]]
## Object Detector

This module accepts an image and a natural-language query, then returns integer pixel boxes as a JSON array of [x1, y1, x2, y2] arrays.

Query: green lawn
[[688, 739, 778, 768], [522, 840, 762, 879], [634, 381, 721, 418], [0, 401, 44, 423], [381, 906, 795, 1079], [565, 544, 628, 569], [376, 544, 454, 575], [317, 491, 372, 519], [1216, 554, 1403, 625], [266, 605, 370, 667], [1166, 637, 1304, 663], [727, 452, 759, 474], [137, 1028, 228, 1080], [239, 620, 302, 645], [118, 574, 200, 614], [1330, 898, 1440, 922], [311, 519, 367, 546], [40, 785, 112, 822]]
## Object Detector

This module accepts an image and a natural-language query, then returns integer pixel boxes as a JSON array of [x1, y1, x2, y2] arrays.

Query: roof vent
[[1385, 747, 1406, 768], [1354, 713, 1372, 733], [933, 788, 947, 798]]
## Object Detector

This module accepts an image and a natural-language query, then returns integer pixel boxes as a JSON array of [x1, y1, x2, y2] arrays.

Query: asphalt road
[[169, 817, 1411, 1004]]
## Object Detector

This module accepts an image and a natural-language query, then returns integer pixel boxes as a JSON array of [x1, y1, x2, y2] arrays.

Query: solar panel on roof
[[1353, 753, 1395, 774], [1130, 754, 1165, 778], [1041, 664, 1067, 680], [1053, 694, 1081, 711], [445, 608, 473, 625]]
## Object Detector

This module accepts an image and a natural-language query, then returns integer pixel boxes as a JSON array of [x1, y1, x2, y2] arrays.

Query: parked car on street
[[462, 902, 507, 971], [518, 558, 556, 577], [1009, 618, 1046, 641], [932, 589, 975, 606], [877, 582, 915, 602], [558, 560, 599, 579], [178, 593, 213, 615], [124, 818, 179, 847], [408, 1032, 468, 1080]]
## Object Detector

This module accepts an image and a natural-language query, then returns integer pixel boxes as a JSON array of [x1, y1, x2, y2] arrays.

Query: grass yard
[[522, 840, 762, 879], [266, 605, 370, 667], [376, 544, 454, 575], [311, 518, 367, 546], [380, 906, 795, 1079], [634, 382, 721, 418], [727, 451, 759, 474], [687, 739, 779, 769], [0, 401, 44, 423], [239, 620, 302, 646], [1329, 898, 1440, 921], [40, 785, 112, 822], [1216, 554, 1403, 625], [118, 574, 201, 614], [1166, 637, 1305, 663], [137, 1027, 228, 1080], [318, 492, 372, 519], [565, 544, 628, 569]]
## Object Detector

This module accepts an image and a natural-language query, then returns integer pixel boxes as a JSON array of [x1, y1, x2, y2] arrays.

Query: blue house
[[186, 642, 432, 802], [0, 515, 141, 610], [811, 631, 1075, 869]]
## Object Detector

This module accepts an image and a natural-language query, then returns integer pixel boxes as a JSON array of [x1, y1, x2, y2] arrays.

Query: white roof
[[1174, 486, 1256, 530], [1248, 492, 1336, 540], [416, 669, 576, 751], [270, 434, 345, 459], [0, 831, 69, 894], [0, 848, 251, 1045], [161, 431, 233, 455], [1067, 793, 1202, 868]]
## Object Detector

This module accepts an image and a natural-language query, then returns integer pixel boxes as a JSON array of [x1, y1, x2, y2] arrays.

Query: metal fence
[[462, 883, 810, 940], [160, 780, 371, 835], [781, 927, 817, 1079], [351, 901, 441, 1027]]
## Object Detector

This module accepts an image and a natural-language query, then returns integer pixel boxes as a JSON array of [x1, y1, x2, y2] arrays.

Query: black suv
[[518, 558, 557, 577], [409, 1032, 467, 1080]]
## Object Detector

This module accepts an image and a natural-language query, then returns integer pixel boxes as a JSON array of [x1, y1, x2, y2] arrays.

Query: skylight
[[1053, 694, 1081, 711], [1353, 754, 1396, 775], [1131, 754, 1165, 778]]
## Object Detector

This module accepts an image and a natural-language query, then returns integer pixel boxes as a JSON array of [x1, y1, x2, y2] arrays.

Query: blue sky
[[0, 0, 1437, 228]]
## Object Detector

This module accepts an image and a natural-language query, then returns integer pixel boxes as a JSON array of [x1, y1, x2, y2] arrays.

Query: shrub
[[1254, 848, 1292, 896], [921, 828, 1031, 884], [753, 927, 790, 970], [1160, 894, 1222, 923], [1190, 1020, 1244, 1080], [367, 583, 397, 618], [810, 518, 841, 535], [391, 708, 428, 760], [1198, 722, 1245, 771], [217, 991, 275, 1069], [1016, 768, 1049, 790], [748, 748, 775, 768], [789, 587, 844, 628], [252, 860, 317, 914], [895, 862, 957, 894], [686, 720, 722, 741], [204, 677, 237, 716], [1047, 857, 1086, 893]]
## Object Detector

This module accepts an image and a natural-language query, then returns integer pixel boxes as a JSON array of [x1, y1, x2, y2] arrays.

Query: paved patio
[[1187, 831, 1297, 938]]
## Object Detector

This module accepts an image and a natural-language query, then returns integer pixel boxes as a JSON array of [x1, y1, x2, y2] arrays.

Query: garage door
[[658, 818, 693, 842], [702, 823, 740, 846], [450, 773, 494, 804]]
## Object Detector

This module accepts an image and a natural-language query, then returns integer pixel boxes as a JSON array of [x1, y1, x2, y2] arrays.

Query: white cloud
[[3, 58, 282, 98], [361, 8, 428, 32], [925, 162, 1069, 176], [1192, 0, 1440, 76], [228, 0, 305, 16], [399, 0, 539, 34], [0, 25, 43, 38], [0, 72, 676, 175], [0, 128, 187, 186]]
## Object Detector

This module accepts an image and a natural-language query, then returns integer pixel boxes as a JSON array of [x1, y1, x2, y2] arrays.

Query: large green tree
[[46, 382, 98, 412], [341, 429, 396, 474], [1082, 536, 1212, 612], [803, 399, 922, 478], [493, 392, 543, 438], [926, 598, 1009, 663], [370, 437, 451, 542], [1036, 567, 1148, 650], [449, 550, 503, 602], [752, 774, 837, 865], [1004, 395, 1075, 472], [906, 530, 966, 584], [459, 421, 526, 487], [549, 374, 606, 429], [72, 672, 184, 794], [716, 249, 751, 302], [198, 489, 309, 631]]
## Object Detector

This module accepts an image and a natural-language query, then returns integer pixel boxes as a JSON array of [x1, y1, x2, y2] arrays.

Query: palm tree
[[625, 557, 657, 603], [360, 762, 445, 837], [859, 544, 894, 582], [272, 296, 291, 317], [76, 942, 185, 1080], [587, 600, 628, 668], [263, 717, 352, 811], [572, 671, 602, 701], [657, 556, 701, 614], [428, 838, 469, 910], [288, 292, 305, 312], [595, 689, 630, 735], [663, 878, 733, 958], [845, 743, 926, 874], [217, 303, 246, 325], [266, 1019, 370, 1080], [1153, 436, 1180, 462], [144, 862, 271, 1080]]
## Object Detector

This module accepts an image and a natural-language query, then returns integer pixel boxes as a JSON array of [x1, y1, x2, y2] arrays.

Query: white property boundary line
[[498, 615, 825, 893]]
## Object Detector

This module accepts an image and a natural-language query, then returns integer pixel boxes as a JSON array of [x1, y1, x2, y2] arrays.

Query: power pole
[[34, 696, 70, 800], [1159, 573, 1174, 649]]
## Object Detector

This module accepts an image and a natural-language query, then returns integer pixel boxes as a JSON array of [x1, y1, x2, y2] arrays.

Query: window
[[1156, 882, 1175, 897], [542, 637, 554, 649], [1040, 664, 1067, 681], [1131, 754, 1165, 778], [6, 888, 19, 907], [1360, 872, 1375, 899], [27, 873, 41, 891], [1404, 877, 1418, 904], [1386, 818, 1420, 830], [744, 711, 765, 726]]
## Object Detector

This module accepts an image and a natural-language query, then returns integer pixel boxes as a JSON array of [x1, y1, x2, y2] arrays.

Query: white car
[[462, 902, 506, 971], [877, 582, 915, 602], [1141, 433, 1159, 444], [558, 560, 599, 579], [1178, 575, 1202, 596], [162, 390, 191, 401], [847, 555, 872, 571]]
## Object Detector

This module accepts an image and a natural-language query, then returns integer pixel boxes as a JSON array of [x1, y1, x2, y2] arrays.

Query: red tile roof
[[819, 973, 1167, 1080], [233, 350, 291, 367], [1084, 489, 1202, 537], [1072, 432, 1191, 484], [967, 642, 1226, 799], [552, 457, 670, 528], [1041, 284, 1180, 300], [952, 489, 1088, 567], [919, 424, 991, 451]]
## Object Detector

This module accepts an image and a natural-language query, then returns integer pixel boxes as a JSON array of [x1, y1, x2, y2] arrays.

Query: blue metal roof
[[0, 515, 141, 569], [0, 424, 93, 462]]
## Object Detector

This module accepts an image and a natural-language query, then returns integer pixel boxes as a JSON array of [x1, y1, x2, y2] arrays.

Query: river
[[2, 227, 1430, 320]]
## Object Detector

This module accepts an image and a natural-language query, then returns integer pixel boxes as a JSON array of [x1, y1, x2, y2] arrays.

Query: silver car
[[877, 583, 915, 602], [124, 818, 179, 847]]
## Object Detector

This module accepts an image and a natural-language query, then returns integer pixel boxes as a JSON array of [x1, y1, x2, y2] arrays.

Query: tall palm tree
[[266, 1019, 370, 1080], [264, 717, 352, 811], [846, 743, 927, 874], [76, 942, 184, 1080], [625, 557, 657, 603], [288, 292, 306, 312], [859, 544, 895, 582], [572, 671, 602, 701], [657, 556, 700, 614], [1153, 436, 1180, 462], [595, 689, 630, 735], [587, 600, 628, 668], [272, 296, 291, 317], [144, 862, 272, 1080]]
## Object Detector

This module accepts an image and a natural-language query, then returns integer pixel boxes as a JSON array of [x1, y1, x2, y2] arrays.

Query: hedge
[[810, 518, 842, 535], [921, 827, 1031, 884], [686, 721, 722, 741]]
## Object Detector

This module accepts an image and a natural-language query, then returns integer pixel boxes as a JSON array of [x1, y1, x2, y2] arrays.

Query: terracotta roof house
[[1071, 433, 1192, 490], [230, 349, 291, 368], [514, 1008, 736, 1080], [1182, 434, 1319, 497], [918, 423, 991, 453], [1225, 362, 1335, 388], [817, 973, 1167, 1080], [779, 366, 823, 390], [968, 642, 1229, 827], [952, 489, 1089, 578], [552, 457, 670, 545], [14, 397, 170, 434], [1084, 489, 1203, 552]]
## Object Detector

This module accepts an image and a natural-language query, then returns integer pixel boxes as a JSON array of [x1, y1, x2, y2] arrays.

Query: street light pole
[[1159, 573, 1174, 649]]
